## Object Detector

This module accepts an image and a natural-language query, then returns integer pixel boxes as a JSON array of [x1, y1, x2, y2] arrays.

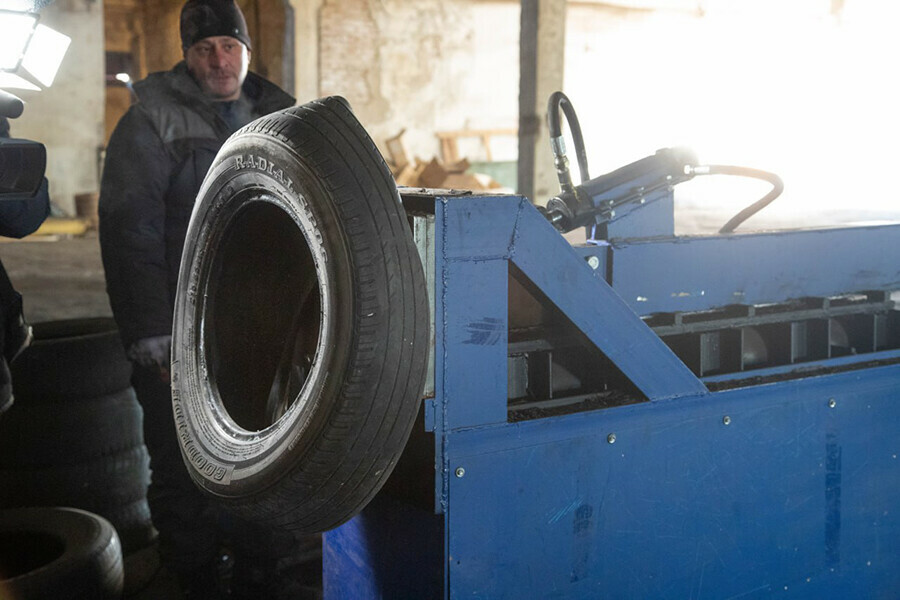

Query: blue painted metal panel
[[609, 225, 900, 316], [701, 348, 900, 385], [437, 195, 522, 261], [571, 242, 609, 277], [434, 196, 510, 432], [323, 494, 445, 599], [508, 198, 707, 401], [325, 193, 900, 600], [439, 259, 508, 430], [433, 196, 512, 511], [601, 187, 674, 240], [446, 364, 900, 599]]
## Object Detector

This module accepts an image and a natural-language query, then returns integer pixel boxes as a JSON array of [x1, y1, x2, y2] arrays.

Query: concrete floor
[[0, 231, 111, 324]]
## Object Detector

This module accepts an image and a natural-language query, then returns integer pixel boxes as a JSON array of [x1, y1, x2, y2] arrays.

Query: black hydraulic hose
[[547, 91, 590, 185], [689, 164, 785, 234]]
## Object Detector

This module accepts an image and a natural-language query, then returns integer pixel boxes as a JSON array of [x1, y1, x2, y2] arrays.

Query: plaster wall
[[10, 0, 105, 216], [317, 0, 521, 163]]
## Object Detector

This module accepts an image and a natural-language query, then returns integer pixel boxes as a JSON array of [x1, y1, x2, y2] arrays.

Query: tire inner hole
[[0, 531, 65, 579], [204, 199, 321, 432]]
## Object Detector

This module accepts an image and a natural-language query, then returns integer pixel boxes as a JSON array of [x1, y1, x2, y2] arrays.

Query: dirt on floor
[[0, 231, 112, 324]]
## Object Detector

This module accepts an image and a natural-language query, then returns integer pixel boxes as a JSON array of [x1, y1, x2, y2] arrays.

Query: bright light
[[21, 23, 70, 87], [0, 71, 39, 91], [0, 1, 35, 10], [0, 8, 69, 91], [565, 5, 900, 229], [115, 72, 131, 83], [0, 11, 37, 71]]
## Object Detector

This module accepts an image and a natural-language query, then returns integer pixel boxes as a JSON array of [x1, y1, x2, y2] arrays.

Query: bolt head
[[723, 415, 732, 425], [828, 398, 837, 409], [607, 433, 616, 444], [587, 256, 600, 270], [455, 467, 465, 478]]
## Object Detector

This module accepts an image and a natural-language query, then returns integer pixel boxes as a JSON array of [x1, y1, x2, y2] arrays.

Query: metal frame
[[324, 192, 900, 599]]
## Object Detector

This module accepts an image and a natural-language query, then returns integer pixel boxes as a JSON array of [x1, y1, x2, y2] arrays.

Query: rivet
[[607, 433, 616, 444], [828, 398, 837, 409], [723, 415, 732, 426], [455, 467, 465, 478], [587, 256, 600, 270]]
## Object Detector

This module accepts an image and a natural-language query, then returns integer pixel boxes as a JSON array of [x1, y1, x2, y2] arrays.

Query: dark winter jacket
[[99, 62, 294, 348]]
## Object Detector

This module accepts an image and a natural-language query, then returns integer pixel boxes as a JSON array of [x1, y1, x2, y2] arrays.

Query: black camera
[[0, 89, 46, 199], [0, 88, 50, 416]]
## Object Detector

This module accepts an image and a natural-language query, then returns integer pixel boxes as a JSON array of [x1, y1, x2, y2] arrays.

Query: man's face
[[184, 36, 250, 101]]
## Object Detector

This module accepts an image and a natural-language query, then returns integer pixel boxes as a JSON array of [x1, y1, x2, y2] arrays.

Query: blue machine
[[322, 101, 900, 598]]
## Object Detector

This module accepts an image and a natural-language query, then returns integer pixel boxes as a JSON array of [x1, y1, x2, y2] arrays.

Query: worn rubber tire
[[172, 96, 429, 532], [103, 498, 156, 553], [0, 507, 124, 599], [10, 318, 132, 401], [0, 445, 150, 511], [0, 387, 144, 468]]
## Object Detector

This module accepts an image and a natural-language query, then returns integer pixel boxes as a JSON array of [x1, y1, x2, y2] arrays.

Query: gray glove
[[127, 335, 172, 369]]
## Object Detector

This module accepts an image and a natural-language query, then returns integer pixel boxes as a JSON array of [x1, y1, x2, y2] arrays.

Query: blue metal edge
[[608, 223, 900, 316], [444, 359, 900, 461], [701, 348, 900, 385]]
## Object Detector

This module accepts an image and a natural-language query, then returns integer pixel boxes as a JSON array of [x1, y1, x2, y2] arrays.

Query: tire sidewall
[[0, 507, 124, 599], [172, 133, 354, 497]]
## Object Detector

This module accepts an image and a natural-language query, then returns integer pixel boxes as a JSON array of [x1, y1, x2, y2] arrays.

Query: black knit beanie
[[180, 0, 252, 51]]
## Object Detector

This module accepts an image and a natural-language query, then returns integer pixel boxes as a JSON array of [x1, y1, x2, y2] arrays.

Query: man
[[98, 2, 308, 598]]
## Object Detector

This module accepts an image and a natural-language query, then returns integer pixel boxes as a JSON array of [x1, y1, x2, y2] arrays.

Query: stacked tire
[[0, 506, 124, 599], [0, 318, 155, 555]]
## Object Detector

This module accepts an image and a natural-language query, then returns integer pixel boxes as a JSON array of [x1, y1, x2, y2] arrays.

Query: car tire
[[10, 318, 132, 401], [172, 96, 429, 533], [0, 388, 144, 467], [0, 506, 124, 599], [0, 445, 150, 510]]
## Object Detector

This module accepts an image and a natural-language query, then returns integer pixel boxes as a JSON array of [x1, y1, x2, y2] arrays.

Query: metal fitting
[[554, 156, 574, 194], [549, 135, 567, 157]]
